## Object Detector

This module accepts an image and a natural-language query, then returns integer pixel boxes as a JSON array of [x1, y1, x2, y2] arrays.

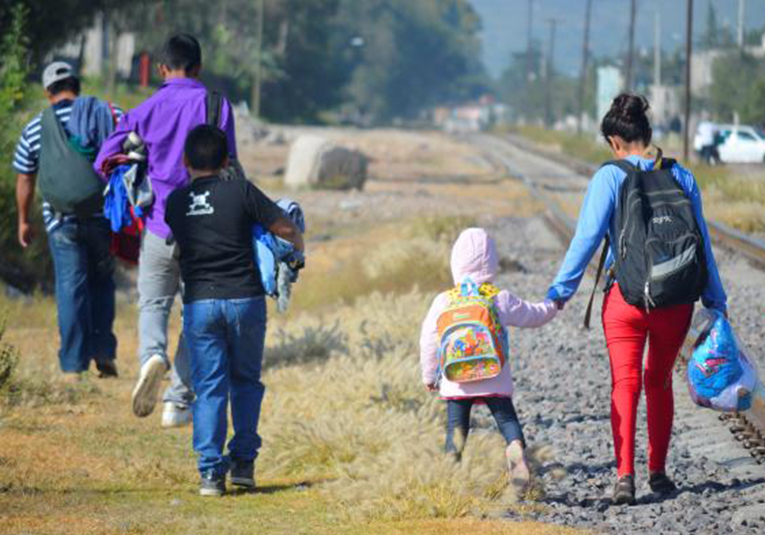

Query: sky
[[469, 0, 765, 78]]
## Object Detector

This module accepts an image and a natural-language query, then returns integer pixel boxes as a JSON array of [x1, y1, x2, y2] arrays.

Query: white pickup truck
[[716, 125, 765, 164]]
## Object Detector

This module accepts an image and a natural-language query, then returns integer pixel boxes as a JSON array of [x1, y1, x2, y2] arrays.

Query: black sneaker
[[230, 460, 255, 489], [612, 475, 636, 506], [199, 471, 226, 497], [95, 359, 119, 378], [649, 472, 677, 495]]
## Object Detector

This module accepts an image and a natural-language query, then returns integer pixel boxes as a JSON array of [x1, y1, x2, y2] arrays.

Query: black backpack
[[584, 154, 708, 327], [206, 91, 246, 182]]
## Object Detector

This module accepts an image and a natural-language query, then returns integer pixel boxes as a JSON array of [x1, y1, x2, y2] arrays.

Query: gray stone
[[285, 135, 368, 191]]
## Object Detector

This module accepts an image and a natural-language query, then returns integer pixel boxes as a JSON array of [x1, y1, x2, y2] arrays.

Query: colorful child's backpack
[[436, 279, 507, 383]]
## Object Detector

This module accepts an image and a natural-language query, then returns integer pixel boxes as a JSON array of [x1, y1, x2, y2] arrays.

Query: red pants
[[602, 284, 693, 477]]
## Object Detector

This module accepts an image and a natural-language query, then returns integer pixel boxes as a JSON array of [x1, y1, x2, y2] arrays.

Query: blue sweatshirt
[[546, 155, 727, 313]]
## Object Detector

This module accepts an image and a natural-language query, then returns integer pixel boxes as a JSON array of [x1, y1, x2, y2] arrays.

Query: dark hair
[[160, 34, 202, 73], [600, 93, 652, 146], [47, 76, 81, 96], [185, 125, 228, 171]]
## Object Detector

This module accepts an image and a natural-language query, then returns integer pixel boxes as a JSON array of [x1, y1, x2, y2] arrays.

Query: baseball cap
[[42, 61, 75, 90]]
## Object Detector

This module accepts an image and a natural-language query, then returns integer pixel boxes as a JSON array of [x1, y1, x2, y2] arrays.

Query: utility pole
[[738, 0, 746, 48], [683, 0, 694, 162], [654, 10, 661, 87], [577, 0, 593, 134], [545, 18, 558, 128], [526, 0, 534, 84], [625, 0, 637, 91], [252, 0, 265, 117]]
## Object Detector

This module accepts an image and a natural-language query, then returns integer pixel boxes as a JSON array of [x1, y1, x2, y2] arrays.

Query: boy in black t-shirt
[[166, 125, 303, 496]]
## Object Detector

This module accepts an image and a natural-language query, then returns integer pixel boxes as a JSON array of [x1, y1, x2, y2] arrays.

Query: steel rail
[[498, 132, 765, 270]]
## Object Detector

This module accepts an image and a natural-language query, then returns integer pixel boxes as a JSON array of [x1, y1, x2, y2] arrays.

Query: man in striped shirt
[[14, 62, 122, 381]]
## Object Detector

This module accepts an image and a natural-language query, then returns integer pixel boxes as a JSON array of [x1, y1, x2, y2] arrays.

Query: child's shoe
[[230, 460, 256, 489], [199, 471, 226, 497], [505, 440, 531, 490]]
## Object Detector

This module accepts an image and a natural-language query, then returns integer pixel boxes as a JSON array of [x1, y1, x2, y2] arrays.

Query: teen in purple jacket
[[95, 34, 237, 427]]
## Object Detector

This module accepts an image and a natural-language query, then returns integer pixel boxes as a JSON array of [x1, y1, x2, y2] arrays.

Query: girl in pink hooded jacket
[[420, 228, 558, 485]]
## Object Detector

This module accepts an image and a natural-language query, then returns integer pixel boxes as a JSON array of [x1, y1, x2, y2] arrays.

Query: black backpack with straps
[[584, 153, 708, 327], [206, 90, 246, 182]]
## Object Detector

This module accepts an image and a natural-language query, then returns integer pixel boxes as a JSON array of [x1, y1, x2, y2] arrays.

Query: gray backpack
[[38, 106, 105, 216]]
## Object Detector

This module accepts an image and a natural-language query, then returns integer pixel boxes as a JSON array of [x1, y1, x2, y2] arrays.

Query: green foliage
[[0, 3, 28, 119], [127, 0, 486, 123], [0, 1, 135, 64], [0, 4, 53, 292], [709, 51, 765, 124], [496, 45, 592, 126], [338, 0, 487, 122]]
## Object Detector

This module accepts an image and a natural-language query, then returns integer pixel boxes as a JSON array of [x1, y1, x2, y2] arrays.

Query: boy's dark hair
[[601, 93, 653, 146], [160, 34, 202, 73], [47, 76, 81, 96], [185, 125, 228, 171]]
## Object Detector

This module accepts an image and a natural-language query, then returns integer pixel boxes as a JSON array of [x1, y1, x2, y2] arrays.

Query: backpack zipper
[[643, 280, 656, 311]]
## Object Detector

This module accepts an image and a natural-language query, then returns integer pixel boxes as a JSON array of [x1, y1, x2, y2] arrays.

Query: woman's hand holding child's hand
[[425, 383, 438, 392]]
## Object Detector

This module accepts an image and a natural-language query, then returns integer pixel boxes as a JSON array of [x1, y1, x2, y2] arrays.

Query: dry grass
[[0, 288, 578, 535], [0, 130, 579, 534]]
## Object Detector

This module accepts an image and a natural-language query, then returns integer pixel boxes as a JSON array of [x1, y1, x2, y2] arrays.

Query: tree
[[339, 0, 488, 122], [0, 4, 54, 291], [702, 3, 719, 50], [709, 51, 765, 124], [127, 0, 487, 123], [0, 0, 138, 64]]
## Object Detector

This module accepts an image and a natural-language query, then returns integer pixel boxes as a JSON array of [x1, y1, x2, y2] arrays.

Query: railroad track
[[470, 132, 765, 469]]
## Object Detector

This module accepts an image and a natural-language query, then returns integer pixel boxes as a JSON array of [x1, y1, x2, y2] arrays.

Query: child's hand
[[553, 299, 565, 311], [425, 382, 438, 392]]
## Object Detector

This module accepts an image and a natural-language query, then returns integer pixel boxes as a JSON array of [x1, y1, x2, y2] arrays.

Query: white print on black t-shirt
[[187, 191, 214, 216]]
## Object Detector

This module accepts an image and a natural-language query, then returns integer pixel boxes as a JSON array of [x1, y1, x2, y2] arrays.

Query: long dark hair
[[600, 93, 652, 146]]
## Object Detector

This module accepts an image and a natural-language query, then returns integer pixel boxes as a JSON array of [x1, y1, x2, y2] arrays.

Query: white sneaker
[[161, 401, 192, 428], [506, 441, 531, 490], [131, 354, 168, 418]]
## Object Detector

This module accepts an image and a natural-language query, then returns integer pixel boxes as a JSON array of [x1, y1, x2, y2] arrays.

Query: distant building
[[649, 84, 681, 128], [52, 12, 136, 80], [691, 34, 765, 95], [597, 66, 623, 122]]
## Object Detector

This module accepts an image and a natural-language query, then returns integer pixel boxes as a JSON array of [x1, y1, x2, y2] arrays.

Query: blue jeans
[[47, 217, 117, 373], [445, 397, 525, 455], [183, 297, 267, 476]]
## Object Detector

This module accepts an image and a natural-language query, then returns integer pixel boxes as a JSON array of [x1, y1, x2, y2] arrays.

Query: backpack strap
[[583, 234, 610, 330], [601, 159, 638, 175], [206, 91, 222, 128]]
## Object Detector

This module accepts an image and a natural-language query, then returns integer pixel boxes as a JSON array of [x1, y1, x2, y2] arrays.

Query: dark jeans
[[445, 397, 525, 455], [47, 217, 117, 373], [183, 297, 267, 476]]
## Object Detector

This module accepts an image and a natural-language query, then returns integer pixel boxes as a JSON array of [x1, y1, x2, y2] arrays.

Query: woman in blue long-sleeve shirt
[[547, 94, 727, 505]]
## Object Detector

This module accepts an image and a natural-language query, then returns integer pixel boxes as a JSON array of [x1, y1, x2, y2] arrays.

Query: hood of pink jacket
[[450, 228, 499, 286]]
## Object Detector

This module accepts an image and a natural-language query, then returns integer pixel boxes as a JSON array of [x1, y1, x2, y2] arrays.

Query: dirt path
[[0, 128, 581, 535]]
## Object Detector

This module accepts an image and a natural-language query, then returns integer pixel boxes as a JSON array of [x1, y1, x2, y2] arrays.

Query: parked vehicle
[[716, 125, 765, 164]]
